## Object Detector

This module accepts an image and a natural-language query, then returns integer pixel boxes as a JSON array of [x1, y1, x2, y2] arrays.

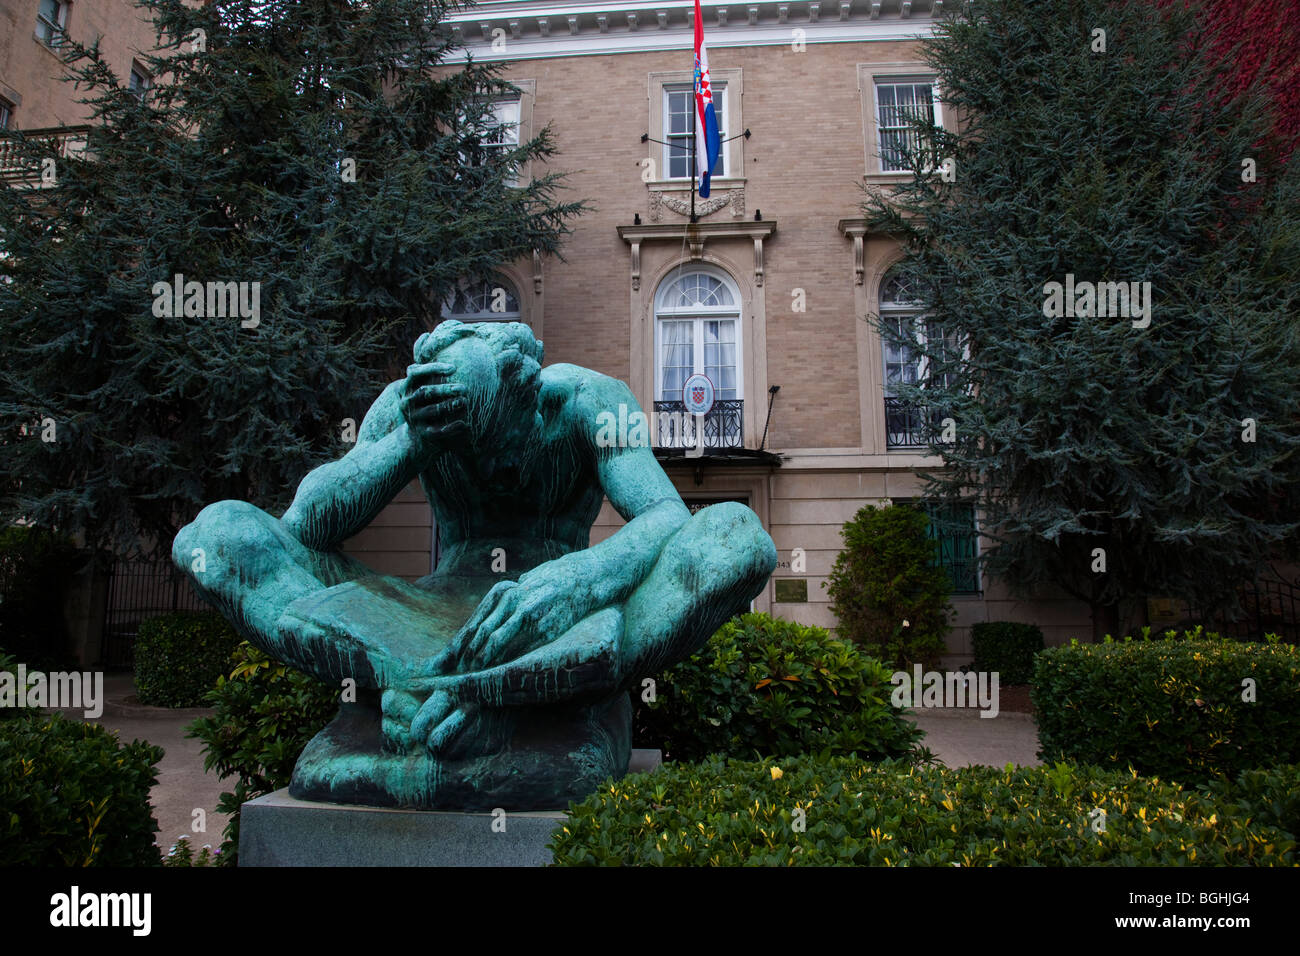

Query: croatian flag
[[693, 0, 722, 198]]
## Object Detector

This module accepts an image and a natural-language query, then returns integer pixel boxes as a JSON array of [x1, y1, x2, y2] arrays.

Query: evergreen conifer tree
[[864, 0, 1300, 637], [0, 0, 584, 558]]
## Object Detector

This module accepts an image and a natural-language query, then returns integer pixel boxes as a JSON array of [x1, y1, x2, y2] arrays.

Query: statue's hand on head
[[401, 359, 469, 461]]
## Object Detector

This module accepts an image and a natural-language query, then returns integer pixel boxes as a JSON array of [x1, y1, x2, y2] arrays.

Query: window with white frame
[[456, 94, 525, 188], [129, 61, 151, 99], [655, 269, 741, 402], [874, 79, 941, 173], [478, 98, 520, 161], [880, 270, 923, 395], [442, 274, 521, 323], [647, 69, 741, 187], [663, 84, 727, 180], [36, 0, 70, 47], [858, 64, 946, 180]]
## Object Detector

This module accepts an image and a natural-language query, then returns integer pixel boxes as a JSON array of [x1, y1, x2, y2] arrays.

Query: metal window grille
[[876, 81, 937, 173]]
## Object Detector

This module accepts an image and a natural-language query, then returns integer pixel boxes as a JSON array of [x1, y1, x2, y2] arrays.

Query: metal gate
[[101, 558, 208, 669]]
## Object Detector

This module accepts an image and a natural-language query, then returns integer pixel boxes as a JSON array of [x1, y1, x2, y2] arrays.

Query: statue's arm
[[582, 437, 690, 609], [530, 374, 691, 613], [280, 380, 427, 551]]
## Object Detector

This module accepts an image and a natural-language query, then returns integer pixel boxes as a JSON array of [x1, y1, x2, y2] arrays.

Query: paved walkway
[[59, 675, 1040, 856], [907, 708, 1041, 769], [60, 673, 231, 857]]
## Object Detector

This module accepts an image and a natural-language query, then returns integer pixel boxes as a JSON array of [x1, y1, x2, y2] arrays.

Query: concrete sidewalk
[[907, 708, 1041, 769], [60, 673, 232, 857]]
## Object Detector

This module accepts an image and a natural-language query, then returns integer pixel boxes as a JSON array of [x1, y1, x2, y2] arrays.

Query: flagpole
[[690, 78, 698, 223]]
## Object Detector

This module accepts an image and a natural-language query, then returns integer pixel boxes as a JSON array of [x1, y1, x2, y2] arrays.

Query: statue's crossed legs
[[174, 500, 774, 808]]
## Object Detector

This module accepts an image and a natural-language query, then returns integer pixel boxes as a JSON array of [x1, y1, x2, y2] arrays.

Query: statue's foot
[[290, 690, 633, 811]]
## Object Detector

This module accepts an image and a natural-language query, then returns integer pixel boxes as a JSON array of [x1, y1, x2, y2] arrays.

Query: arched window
[[879, 269, 924, 397], [442, 274, 521, 322], [652, 267, 743, 450], [880, 266, 959, 449], [654, 268, 741, 402]]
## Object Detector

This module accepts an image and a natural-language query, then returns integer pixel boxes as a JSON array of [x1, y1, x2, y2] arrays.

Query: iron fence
[[101, 558, 207, 669], [1192, 577, 1300, 643], [885, 397, 951, 449]]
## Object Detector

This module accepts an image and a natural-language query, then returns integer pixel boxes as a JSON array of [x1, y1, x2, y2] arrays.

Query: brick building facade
[[341, 0, 1097, 661], [1, 0, 1099, 662]]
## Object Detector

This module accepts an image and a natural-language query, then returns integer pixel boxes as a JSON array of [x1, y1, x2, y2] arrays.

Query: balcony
[[885, 397, 947, 450], [653, 399, 744, 450], [0, 126, 89, 187]]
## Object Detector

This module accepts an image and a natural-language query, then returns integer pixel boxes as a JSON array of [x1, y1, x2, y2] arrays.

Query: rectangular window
[[462, 96, 522, 185], [36, 0, 69, 47], [657, 318, 739, 401], [479, 98, 520, 158], [129, 62, 151, 98], [664, 85, 726, 180], [883, 314, 919, 395], [0, 99, 13, 130], [875, 80, 940, 173]]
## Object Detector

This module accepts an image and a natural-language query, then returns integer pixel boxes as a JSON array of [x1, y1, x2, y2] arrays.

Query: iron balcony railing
[[885, 397, 950, 449], [0, 125, 90, 186], [653, 399, 744, 450]]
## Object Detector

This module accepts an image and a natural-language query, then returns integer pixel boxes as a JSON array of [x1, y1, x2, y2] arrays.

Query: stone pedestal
[[239, 749, 661, 867]]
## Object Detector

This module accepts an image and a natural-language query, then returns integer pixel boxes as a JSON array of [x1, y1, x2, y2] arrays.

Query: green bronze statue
[[173, 320, 776, 809]]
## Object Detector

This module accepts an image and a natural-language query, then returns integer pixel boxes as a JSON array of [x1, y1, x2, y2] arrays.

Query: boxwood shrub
[[0, 712, 163, 866], [635, 612, 925, 763], [135, 610, 242, 707], [823, 504, 952, 669], [187, 641, 339, 865], [971, 622, 1045, 685], [1033, 631, 1300, 784], [549, 755, 1298, 866]]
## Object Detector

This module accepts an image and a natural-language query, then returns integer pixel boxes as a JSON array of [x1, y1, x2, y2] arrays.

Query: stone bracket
[[838, 218, 870, 285]]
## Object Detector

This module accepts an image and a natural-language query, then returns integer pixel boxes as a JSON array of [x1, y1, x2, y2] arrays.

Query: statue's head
[[414, 320, 544, 444]]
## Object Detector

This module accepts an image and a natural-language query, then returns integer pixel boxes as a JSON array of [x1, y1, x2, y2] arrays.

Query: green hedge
[[0, 712, 163, 866], [635, 612, 925, 763], [1033, 631, 1300, 784], [187, 641, 339, 865], [135, 610, 242, 707], [0, 526, 81, 669], [549, 755, 1298, 866], [971, 622, 1045, 685]]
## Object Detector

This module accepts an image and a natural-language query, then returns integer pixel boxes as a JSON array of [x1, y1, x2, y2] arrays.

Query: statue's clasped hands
[[402, 560, 591, 754]]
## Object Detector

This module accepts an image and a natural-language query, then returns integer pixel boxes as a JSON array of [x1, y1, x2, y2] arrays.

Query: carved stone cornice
[[618, 219, 776, 290], [440, 1, 940, 62]]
